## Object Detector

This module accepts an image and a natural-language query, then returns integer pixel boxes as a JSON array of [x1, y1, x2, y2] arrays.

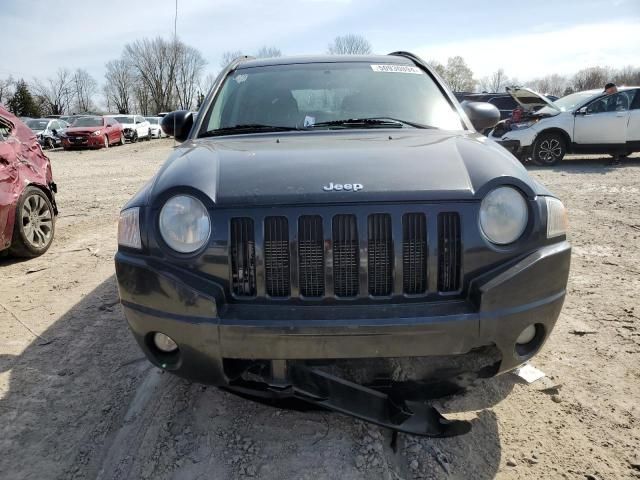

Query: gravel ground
[[0, 140, 639, 480]]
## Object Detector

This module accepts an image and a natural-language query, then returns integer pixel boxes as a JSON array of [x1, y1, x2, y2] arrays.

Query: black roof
[[237, 54, 415, 69]]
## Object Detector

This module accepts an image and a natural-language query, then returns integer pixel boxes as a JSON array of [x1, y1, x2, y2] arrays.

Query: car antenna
[[173, 0, 178, 148]]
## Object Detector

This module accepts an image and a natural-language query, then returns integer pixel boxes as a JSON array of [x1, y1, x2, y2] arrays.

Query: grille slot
[[230, 218, 256, 297], [402, 213, 427, 295], [332, 215, 359, 297], [264, 216, 290, 297], [368, 214, 393, 296], [438, 212, 461, 292], [298, 216, 324, 297]]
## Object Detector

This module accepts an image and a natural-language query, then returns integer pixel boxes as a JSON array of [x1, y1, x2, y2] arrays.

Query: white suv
[[490, 87, 640, 165], [106, 114, 151, 143]]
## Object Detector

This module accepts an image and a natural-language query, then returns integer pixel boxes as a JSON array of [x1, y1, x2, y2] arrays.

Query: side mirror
[[161, 110, 193, 142], [576, 107, 587, 115], [51, 129, 58, 136], [461, 101, 500, 131]]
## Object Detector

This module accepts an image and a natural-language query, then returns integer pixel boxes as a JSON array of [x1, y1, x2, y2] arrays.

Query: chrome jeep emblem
[[323, 182, 363, 192]]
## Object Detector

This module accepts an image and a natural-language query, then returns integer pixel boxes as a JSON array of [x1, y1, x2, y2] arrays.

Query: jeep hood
[[141, 130, 550, 208], [506, 87, 559, 113]]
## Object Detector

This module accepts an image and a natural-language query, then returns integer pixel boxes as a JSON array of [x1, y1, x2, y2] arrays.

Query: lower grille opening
[[298, 216, 324, 297], [230, 218, 256, 297], [402, 213, 427, 295], [333, 215, 359, 297], [438, 212, 461, 292]]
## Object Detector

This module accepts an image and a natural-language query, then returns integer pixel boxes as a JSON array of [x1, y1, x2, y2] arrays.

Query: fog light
[[153, 332, 178, 353], [516, 325, 537, 345]]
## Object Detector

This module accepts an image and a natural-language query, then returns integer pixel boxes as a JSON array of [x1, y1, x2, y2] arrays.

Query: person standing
[[604, 83, 622, 166]]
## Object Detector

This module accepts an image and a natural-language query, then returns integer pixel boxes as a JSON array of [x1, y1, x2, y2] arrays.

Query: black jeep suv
[[115, 53, 570, 436]]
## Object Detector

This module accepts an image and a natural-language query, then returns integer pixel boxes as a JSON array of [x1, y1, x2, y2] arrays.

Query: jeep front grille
[[368, 214, 393, 296], [332, 215, 359, 297], [230, 217, 256, 296], [438, 212, 461, 292], [298, 215, 325, 297], [402, 213, 428, 295], [228, 210, 463, 300], [264, 216, 290, 297]]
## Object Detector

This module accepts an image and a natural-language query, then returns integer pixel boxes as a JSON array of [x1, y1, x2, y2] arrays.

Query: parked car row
[[20, 114, 169, 150]]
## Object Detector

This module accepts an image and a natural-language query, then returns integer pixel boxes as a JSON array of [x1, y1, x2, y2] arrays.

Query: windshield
[[202, 62, 463, 135], [538, 91, 598, 115], [146, 117, 159, 124], [114, 116, 134, 124], [26, 119, 49, 130], [70, 117, 103, 127]]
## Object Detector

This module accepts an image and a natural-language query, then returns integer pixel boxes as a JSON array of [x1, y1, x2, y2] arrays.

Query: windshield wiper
[[203, 124, 299, 137], [308, 117, 435, 129]]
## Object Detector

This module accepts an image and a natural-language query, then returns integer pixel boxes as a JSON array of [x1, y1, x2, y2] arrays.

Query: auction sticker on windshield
[[370, 64, 423, 74]]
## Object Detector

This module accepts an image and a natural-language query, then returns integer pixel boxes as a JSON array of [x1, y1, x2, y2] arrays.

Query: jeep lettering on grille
[[323, 183, 363, 192]]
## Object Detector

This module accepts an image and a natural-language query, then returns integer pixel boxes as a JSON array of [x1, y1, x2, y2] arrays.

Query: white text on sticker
[[370, 65, 423, 74]]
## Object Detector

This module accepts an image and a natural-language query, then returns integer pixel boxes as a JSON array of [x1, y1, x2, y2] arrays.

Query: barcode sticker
[[370, 64, 423, 74]]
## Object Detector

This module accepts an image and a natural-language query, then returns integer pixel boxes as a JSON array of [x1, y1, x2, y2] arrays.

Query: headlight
[[159, 195, 211, 253], [545, 197, 567, 238], [118, 207, 142, 249], [92, 130, 102, 136], [479, 187, 528, 245], [510, 119, 538, 130]]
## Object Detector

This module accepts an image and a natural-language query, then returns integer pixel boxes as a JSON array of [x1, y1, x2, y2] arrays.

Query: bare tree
[[124, 37, 180, 113], [71, 68, 97, 112], [104, 59, 135, 113], [572, 66, 610, 91], [255, 46, 282, 58], [33, 68, 73, 115], [220, 50, 244, 68], [613, 65, 640, 86], [327, 34, 372, 55], [0, 76, 15, 105], [133, 79, 153, 116], [480, 69, 509, 93], [174, 43, 206, 110], [427, 60, 446, 78], [528, 74, 567, 96], [440, 56, 476, 92]]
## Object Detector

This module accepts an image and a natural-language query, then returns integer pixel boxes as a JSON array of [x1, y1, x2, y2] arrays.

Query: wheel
[[44, 137, 55, 150], [119, 132, 125, 145], [104, 135, 109, 149], [532, 132, 566, 166], [131, 132, 138, 143], [8, 187, 55, 257]]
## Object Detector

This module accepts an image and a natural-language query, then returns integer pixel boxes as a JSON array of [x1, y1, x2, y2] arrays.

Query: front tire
[[119, 132, 126, 145], [104, 135, 109, 149], [9, 187, 55, 258], [44, 137, 55, 150], [532, 132, 566, 166]]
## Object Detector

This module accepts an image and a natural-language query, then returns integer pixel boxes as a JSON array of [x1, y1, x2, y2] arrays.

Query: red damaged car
[[0, 106, 57, 257], [62, 115, 124, 150]]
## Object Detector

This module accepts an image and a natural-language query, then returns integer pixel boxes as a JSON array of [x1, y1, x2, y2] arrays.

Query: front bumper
[[115, 241, 571, 387], [62, 135, 103, 148]]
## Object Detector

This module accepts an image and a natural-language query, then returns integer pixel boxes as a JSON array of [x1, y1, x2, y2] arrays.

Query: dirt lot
[[1, 140, 639, 480]]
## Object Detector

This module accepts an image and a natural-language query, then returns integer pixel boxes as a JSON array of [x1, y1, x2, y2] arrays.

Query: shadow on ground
[[1, 275, 515, 479]]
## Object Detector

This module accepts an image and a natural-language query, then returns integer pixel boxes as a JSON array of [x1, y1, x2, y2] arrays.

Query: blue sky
[[1, 0, 638, 85]]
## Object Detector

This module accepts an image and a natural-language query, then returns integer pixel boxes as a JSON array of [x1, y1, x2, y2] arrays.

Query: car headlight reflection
[[479, 187, 528, 245], [159, 195, 211, 253]]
